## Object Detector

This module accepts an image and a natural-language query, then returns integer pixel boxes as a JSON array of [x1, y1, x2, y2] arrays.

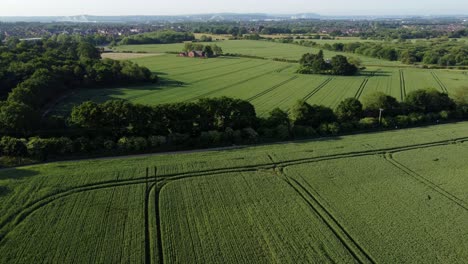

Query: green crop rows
[[0, 122, 467, 263], [52, 41, 468, 117]]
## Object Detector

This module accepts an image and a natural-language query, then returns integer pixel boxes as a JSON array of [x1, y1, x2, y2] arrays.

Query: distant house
[[178, 50, 208, 58]]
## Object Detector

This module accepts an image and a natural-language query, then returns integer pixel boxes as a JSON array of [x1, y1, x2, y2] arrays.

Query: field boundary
[[431, 72, 449, 94], [303, 78, 333, 102], [384, 153, 468, 211]]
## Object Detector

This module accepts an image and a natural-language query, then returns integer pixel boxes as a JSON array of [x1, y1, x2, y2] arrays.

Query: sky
[[1, 0, 467, 16]]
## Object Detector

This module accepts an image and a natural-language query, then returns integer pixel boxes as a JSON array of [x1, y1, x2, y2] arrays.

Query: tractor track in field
[[246, 76, 298, 102], [399, 69, 407, 101], [302, 78, 333, 102], [191, 61, 271, 84], [354, 70, 378, 100], [186, 65, 293, 102], [431, 72, 449, 94], [384, 153, 468, 211], [278, 170, 375, 264], [354, 79, 369, 100], [170, 59, 251, 76], [1, 137, 468, 260]]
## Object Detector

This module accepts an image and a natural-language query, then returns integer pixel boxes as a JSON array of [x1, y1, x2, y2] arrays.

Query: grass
[[115, 39, 401, 66], [52, 50, 468, 117], [0, 122, 467, 262]]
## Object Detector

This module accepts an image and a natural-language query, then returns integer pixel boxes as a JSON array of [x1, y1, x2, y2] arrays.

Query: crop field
[[115, 40, 401, 66], [0, 122, 468, 263], [52, 49, 468, 117]]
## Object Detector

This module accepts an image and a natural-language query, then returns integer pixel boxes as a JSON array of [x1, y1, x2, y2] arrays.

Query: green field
[[0, 122, 467, 263], [115, 40, 401, 66], [53, 43, 468, 117]]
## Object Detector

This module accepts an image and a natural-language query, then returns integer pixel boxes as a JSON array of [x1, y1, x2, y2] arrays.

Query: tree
[[0, 136, 27, 157], [203, 45, 214, 57], [336, 98, 363, 121], [330, 55, 358, 76], [77, 41, 101, 61], [291, 101, 336, 128], [0, 101, 38, 134], [266, 108, 290, 128], [405, 88, 455, 113], [212, 45, 223, 56], [362, 92, 401, 116]]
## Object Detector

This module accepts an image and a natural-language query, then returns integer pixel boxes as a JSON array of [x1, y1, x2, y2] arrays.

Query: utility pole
[[379, 108, 384, 125]]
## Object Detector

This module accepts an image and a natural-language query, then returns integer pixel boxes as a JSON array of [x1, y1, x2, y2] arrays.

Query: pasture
[[52, 48, 468, 117], [0, 122, 467, 263]]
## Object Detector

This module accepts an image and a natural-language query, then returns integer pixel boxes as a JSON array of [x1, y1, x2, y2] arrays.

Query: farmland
[[0, 122, 467, 263], [52, 41, 468, 116]]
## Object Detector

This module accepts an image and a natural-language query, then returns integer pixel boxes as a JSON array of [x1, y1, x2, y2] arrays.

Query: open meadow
[[52, 41, 468, 117], [1, 122, 467, 263]]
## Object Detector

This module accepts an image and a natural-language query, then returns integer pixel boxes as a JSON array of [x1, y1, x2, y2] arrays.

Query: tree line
[[1, 88, 467, 165], [312, 38, 468, 67], [119, 31, 195, 45]]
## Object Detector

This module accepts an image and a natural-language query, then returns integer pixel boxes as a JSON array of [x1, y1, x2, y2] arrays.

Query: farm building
[[179, 50, 207, 58]]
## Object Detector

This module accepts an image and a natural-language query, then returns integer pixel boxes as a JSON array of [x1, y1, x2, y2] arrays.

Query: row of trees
[[1, 88, 467, 163], [0, 38, 158, 135], [317, 38, 468, 66], [119, 31, 195, 45], [298, 50, 358, 76]]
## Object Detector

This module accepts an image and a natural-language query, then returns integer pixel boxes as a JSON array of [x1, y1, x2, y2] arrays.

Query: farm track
[[279, 171, 375, 264], [191, 61, 272, 84], [159, 58, 227, 72], [246, 76, 298, 102], [431, 72, 449, 93], [399, 69, 407, 100], [384, 154, 468, 211], [303, 78, 333, 102], [1, 137, 468, 261], [186, 64, 293, 102]]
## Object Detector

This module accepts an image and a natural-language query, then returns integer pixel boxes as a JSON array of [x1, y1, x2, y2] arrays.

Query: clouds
[[1, 0, 466, 16]]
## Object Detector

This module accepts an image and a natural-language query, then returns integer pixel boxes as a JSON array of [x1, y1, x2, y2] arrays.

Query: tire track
[[186, 65, 293, 102], [246, 76, 298, 102], [172, 59, 251, 76], [276, 168, 374, 264], [2, 136, 468, 247], [384, 153, 468, 211], [399, 69, 406, 101], [354, 79, 369, 100], [303, 78, 333, 102], [431, 72, 449, 94], [191, 61, 271, 84]]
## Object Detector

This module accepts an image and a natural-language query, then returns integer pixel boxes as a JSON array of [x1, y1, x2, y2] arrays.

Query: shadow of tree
[[0, 168, 39, 181], [0, 186, 10, 197]]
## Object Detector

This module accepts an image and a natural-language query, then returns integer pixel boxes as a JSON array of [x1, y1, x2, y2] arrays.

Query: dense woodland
[[118, 31, 195, 45], [0, 37, 158, 136]]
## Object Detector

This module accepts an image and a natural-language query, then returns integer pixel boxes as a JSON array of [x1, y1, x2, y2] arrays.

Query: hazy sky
[[2, 0, 467, 16]]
